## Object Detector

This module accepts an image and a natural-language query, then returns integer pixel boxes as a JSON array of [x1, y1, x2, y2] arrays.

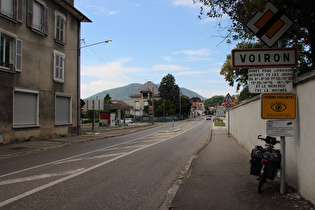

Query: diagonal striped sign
[[246, 2, 293, 47]]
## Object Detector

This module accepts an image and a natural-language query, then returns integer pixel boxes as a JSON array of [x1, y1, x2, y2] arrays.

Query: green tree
[[158, 74, 181, 113], [104, 93, 111, 103], [194, 0, 314, 73], [204, 95, 225, 108], [238, 86, 258, 102], [180, 95, 192, 118], [159, 74, 180, 101]]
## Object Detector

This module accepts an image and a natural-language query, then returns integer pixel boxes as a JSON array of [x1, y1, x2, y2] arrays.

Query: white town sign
[[231, 48, 297, 68]]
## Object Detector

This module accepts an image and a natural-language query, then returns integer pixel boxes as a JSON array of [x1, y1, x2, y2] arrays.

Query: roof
[[129, 81, 160, 98], [54, 0, 92, 22], [111, 100, 129, 106]]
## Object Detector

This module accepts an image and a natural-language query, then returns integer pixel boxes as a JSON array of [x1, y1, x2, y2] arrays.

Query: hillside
[[85, 83, 206, 102]]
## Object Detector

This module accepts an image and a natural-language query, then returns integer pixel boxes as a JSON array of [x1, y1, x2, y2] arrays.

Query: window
[[0, 32, 22, 71], [27, 0, 48, 34], [53, 50, 65, 82], [13, 88, 39, 128], [144, 101, 148, 106], [55, 93, 72, 125], [0, 0, 22, 22], [143, 92, 149, 99], [55, 11, 66, 43], [134, 101, 140, 109]]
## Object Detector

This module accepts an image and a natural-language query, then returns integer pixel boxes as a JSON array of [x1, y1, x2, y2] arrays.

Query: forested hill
[[85, 83, 206, 103]]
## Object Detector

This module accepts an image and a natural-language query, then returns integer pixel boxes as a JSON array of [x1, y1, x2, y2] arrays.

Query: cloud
[[81, 57, 147, 98], [81, 80, 126, 99], [203, 80, 224, 84], [162, 56, 174, 63], [84, 5, 117, 15], [177, 70, 206, 76], [82, 57, 145, 79], [185, 56, 214, 62], [173, 48, 211, 56], [172, 0, 200, 8], [193, 88, 238, 99], [152, 64, 189, 71]]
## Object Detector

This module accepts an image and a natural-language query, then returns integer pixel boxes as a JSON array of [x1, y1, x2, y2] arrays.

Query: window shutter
[[60, 55, 63, 79], [14, 90, 38, 126], [16, 39, 22, 72], [56, 95, 71, 124], [17, 0, 23, 22], [60, 17, 64, 41], [26, 0, 33, 27], [43, 6, 48, 35]]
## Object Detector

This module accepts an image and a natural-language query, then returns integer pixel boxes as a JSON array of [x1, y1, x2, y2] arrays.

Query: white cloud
[[172, 0, 200, 8], [162, 56, 174, 63], [193, 88, 238, 99], [203, 80, 224, 84], [86, 5, 117, 15], [82, 57, 145, 79], [152, 64, 189, 71], [81, 80, 126, 99], [177, 70, 205, 76], [185, 56, 213, 62], [81, 57, 146, 98], [173, 48, 211, 56]]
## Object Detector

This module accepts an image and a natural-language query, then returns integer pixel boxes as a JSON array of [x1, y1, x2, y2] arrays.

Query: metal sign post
[[280, 136, 286, 194]]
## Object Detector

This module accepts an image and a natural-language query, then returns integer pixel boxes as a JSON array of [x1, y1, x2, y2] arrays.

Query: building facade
[[129, 81, 160, 116], [0, 0, 90, 144], [190, 97, 204, 117]]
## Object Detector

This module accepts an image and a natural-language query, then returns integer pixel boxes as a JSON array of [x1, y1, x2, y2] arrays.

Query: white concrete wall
[[227, 70, 315, 204]]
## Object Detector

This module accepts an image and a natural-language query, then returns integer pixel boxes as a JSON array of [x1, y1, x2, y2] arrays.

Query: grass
[[214, 121, 226, 127]]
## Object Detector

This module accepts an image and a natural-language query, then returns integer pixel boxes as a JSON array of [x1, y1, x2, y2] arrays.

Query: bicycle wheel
[[258, 176, 265, 193], [258, 163, 266, 193]]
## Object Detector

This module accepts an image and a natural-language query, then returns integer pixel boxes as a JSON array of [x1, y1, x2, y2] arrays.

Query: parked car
[[125, 118, 133, 123]]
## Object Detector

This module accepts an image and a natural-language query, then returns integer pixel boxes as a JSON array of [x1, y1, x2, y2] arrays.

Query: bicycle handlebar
[[257, 135, 280, 144]]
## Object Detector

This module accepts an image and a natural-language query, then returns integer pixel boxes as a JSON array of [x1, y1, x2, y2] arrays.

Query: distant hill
[[85, 83, 206, 103]]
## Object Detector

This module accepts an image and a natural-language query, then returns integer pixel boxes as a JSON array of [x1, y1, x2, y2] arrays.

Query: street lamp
[[79, 39, 112, 131], [81, 40, 112, 48]]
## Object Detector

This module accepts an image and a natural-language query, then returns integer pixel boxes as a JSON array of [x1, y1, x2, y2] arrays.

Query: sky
[[74, 0, 239, 99]]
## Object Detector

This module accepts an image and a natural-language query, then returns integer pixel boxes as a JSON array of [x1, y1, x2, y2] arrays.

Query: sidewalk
[[0, 123, 156, 159], [169, 126, 314, 210]]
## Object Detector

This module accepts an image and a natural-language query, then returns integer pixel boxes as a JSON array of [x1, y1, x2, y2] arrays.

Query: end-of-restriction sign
[[261, 93, 296, 119]]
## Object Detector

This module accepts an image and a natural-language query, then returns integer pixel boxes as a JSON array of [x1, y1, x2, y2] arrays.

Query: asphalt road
[[0, 119, 212, 209]]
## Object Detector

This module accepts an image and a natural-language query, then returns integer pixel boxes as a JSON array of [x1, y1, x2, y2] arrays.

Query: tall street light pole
[[80, 40, 112, 131]]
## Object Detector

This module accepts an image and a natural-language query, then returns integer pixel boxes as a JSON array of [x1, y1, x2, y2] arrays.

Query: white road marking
[[0, 121, 203, 207], [0, 131, 159, 179], [53, 153, 126, 164], [0, 169, 85, 185]]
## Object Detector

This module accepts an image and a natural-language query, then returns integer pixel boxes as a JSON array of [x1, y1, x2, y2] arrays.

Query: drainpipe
[[77, 22, 81, 135]]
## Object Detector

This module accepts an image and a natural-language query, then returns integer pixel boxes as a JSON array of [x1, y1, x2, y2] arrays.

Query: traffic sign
[[248, 68, 293, 93], [266, 120, 294, 137], [261, 93, 296, 119], [246, 2, 293, 47], [223, 93, 233, 103], [231, 48, 297, 68]]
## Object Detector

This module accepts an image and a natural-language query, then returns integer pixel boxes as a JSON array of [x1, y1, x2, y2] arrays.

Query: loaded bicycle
[[250, 135, 281, 193]]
